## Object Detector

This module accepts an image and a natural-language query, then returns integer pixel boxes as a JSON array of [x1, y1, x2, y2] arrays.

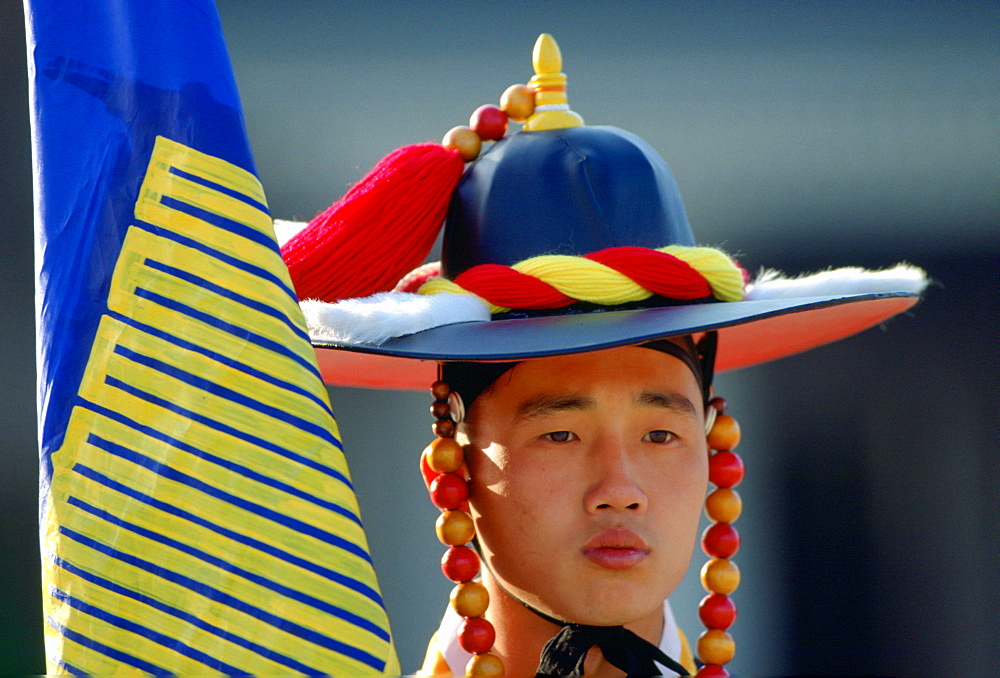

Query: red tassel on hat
[[281, 143, 465, 302]]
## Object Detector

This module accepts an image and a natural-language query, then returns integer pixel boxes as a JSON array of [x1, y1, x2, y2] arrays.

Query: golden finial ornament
[[523, 34, 584, 131]]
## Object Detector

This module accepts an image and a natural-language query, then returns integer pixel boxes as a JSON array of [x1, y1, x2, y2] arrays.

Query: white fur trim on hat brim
[[301, 292, 491, 345], [744, 264, 927, 301]]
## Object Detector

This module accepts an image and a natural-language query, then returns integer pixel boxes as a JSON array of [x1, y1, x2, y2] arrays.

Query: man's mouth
[[581, 528, 650, 570]]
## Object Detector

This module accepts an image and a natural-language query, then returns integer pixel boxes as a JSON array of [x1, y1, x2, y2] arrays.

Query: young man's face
[[460, 345, 709, 627]]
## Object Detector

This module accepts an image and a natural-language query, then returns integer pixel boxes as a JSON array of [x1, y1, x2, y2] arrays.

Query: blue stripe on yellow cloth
[[65, 496, 386, 636], [78, 435, 372, 561], [111, 344, 337, 444], [137, 221, 299, 302], [55, 557, 325, 673], [59, 527, 388, 669], [51, 587, 249, 674], [167, 165, 270, 214], [160, 194, 279, 251], [47, 614, 170, 674], [81, 400, 351, 516], [141, 258, 313, 343], [92, 376, 349, 479], [130, 287, 322, 377]]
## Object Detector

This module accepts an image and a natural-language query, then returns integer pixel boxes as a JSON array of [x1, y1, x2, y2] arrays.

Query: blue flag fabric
[[26, 1, 399, 673]]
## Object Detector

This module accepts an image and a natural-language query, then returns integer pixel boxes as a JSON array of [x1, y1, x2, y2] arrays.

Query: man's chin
[[540, 589, 667, 629]]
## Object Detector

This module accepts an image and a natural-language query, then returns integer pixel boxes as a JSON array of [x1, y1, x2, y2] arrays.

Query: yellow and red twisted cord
[[418, 245, 747, 314]]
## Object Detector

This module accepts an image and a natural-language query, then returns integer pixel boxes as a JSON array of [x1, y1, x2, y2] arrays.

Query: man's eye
[[544, 431, 577, 443], [643, 430, 674, 444]]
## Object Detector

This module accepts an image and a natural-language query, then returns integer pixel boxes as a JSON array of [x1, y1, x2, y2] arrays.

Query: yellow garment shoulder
[[677, 625, 696, 676]]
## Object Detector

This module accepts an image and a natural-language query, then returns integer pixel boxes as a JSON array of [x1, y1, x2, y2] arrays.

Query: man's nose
[[584, 437, 647, 514]]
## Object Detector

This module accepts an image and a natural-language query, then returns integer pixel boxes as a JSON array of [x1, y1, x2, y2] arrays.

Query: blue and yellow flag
[[27, 1, 398, 674]]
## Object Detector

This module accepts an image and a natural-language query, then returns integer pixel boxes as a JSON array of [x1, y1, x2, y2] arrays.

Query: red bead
[[429, 473, 469, 510], [458, 616, 496, 654], [696, 664, 730, 677], [441, 545, 480, 582], [709, 451, 745, 488], [702, 523, 740, 558], [698, 593, 737, 630], [469, 105, 508, 141]]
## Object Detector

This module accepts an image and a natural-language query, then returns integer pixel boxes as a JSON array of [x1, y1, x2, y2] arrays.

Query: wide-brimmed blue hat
[[283, 34, 925, 390]]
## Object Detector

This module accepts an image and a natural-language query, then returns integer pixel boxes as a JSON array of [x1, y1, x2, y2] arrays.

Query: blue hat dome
[[442, 126, 695, 278]]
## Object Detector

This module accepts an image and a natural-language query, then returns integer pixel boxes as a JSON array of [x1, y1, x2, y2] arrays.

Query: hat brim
[[312, 292, 920, 390]]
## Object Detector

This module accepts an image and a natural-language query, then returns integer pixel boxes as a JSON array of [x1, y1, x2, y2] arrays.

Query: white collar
[[434, 598, 684, 676]]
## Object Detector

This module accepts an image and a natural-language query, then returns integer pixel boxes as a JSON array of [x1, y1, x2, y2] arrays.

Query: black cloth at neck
[[535, 623, 691, 677]]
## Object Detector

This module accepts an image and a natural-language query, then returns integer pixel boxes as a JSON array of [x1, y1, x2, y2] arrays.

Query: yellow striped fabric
[[42, 136, 399, 675]]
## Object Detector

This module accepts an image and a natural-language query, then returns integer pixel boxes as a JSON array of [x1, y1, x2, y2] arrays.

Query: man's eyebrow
[[514, 394, 595, 422], [635, 391, 698, 418]]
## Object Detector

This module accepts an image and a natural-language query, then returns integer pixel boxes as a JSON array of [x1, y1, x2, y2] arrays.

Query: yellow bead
[[707, 414, 741, 451], [436, 509, 475, 546], [705, 488, 742, 524], [697, 629, 735, 666], [701, 557, 740, 595], [467, 652, 504, 676], [500, 84, 535, 122], [450, 581, 490, 618], [425, 437, 464, 474], [442, 126, 481, 162]]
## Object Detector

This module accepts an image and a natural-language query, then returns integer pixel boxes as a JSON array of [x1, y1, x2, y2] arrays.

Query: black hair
[[440, 332, 717, 411]]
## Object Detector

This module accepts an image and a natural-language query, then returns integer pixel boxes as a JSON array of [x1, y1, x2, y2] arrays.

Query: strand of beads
[[441, 83, 536, 163], [442, 37, 577, 161], [696, 397, 744, 678], [424, 380, 504, 676]]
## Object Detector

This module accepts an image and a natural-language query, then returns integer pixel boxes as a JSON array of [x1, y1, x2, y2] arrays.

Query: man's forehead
[[506, 345, 697, 380], [445, 337, 703, 399], [511, 389, 699, 424], [481, 347, 703, 410]]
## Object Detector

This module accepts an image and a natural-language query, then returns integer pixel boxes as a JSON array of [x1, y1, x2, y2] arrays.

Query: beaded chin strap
[[697, 397, 744, 678], [422, 380, 745, 678], [422, 380, 504, 676]]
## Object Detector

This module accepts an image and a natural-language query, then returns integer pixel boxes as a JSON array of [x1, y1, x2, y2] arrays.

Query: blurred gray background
[[2, 1, 997, 675]]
